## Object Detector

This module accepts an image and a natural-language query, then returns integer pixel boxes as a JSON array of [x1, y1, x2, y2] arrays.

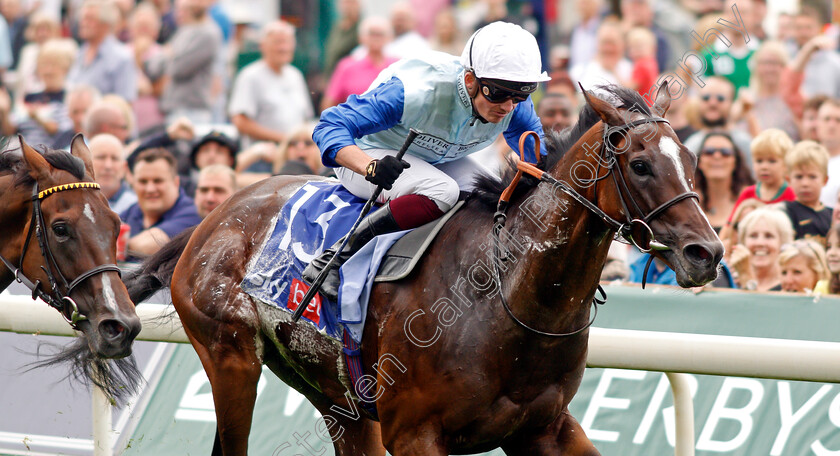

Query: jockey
[[304, 21, 550, 300]]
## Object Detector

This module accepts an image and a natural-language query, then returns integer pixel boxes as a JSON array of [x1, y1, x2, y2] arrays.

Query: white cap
[[461, 22, 551, 83]]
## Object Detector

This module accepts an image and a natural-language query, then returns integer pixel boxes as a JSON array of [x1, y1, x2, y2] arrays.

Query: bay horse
[[0, 136, 142, 401], [126, 83, 722, 455]]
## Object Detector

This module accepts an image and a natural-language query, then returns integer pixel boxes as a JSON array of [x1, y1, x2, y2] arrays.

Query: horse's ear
[[19, 135, 51, 181], [652, 81, 671, 117], [580, 85, 624, 126], [70, 133, 95, 179]]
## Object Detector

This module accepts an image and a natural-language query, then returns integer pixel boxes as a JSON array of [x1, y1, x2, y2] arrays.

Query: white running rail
[[5, 295, 840, 456]]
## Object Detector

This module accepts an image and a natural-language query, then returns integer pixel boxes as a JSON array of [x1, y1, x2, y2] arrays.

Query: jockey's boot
[[302, 203, 401, 301]]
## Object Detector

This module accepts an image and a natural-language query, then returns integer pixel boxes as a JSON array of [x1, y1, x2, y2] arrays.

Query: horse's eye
[[52, 223, 70, 238], [631, 161, 650, 176]]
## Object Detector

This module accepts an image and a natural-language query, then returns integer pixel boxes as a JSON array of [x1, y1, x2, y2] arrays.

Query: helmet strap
[[467, 71, 489, 125]]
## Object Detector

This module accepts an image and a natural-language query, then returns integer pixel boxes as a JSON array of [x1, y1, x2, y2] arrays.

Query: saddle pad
[[374, 200, 465, 282], [240, 181, 377, 340]]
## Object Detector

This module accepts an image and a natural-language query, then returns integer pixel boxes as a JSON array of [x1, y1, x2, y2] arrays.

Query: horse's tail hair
[[123, 226, 196, 304]]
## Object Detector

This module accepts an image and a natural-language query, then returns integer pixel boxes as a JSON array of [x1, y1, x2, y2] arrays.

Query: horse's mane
[[0, 139, 86, 188], [469, 85, 653, 211]]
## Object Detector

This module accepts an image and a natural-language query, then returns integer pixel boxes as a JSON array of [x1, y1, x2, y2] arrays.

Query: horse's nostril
[[685, 244, 714, 265], [100, 319, 127, 341]]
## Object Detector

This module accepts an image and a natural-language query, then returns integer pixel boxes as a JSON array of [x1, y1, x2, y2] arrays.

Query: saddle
[[375, 200, 465, 282]]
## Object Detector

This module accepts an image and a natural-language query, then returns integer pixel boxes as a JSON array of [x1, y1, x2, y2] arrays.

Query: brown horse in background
[[126, 83, 722, 455], [0, 136, 142, 400]]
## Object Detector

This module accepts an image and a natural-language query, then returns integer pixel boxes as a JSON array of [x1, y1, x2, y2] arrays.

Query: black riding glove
[[364, 156, 410, 190]]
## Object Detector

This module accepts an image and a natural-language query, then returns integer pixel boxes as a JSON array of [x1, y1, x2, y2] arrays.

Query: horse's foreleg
[[502, 411, 601, 456]]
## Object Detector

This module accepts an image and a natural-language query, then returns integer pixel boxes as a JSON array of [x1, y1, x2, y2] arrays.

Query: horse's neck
[[501, 128, 616, 330]]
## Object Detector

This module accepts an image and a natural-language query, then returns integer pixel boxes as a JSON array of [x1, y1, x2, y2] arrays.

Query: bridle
[[0, 182, 122, 330], [492, 115, 699, 338]]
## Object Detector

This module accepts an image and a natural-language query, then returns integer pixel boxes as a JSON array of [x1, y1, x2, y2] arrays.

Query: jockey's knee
[[421, 179, 460, 212]]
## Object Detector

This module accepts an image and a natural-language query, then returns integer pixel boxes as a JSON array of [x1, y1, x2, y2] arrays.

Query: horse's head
[[582, 83, 723, 286], [19, 135, 141, 358]]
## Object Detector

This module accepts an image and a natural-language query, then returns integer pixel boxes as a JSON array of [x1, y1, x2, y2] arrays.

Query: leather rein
[[0, 182, 122, 330], [492, 116, 699, 338]]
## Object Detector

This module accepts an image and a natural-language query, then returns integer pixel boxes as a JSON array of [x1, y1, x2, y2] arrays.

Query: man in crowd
[[229, 20, 313, 148], [121, 148, 201, 259], [89, 133, 137, 214], [182, 130, 239, 194], [190, 130, 238, 170], [84, 98, 132, 143], [67, 0, 136, 102], [684, 76, 753, 163], [194, 164, 236, 218], [537, 93, 574, 134], [794, 6, 840, 99], [65, 85, 100, 137], [147, 0, 222, 124], [384, 1, 429, 58]]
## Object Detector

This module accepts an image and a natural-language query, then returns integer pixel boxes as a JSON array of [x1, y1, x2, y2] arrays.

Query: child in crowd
[[826, 223, 840, 294], [781, 141, 833, 243], [625, 27, 658, 99], [728, 129, 795, 222], [720, 198, 764, 265], [779, 239, 829, 293]]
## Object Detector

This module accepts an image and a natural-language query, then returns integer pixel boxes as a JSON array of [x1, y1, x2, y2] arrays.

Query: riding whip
[[292, 128, 420, 323]]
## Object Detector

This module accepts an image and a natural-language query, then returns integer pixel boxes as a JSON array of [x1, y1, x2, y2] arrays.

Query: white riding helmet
[[460, 21, 551, 84]]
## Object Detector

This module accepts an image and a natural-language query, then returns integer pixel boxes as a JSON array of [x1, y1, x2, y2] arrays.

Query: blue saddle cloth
[[240, 181, 408, 342]]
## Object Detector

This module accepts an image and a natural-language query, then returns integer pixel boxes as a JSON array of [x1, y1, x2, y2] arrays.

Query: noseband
[[492, 117, 699, 337], [0, 182, 122, 329]]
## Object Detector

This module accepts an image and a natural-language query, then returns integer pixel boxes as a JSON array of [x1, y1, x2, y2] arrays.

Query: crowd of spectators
[[0, 0, 837, 297]]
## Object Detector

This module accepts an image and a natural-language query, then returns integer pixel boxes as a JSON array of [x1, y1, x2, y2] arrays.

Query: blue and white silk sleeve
[[503, 98, 547, 164], [314, 77, 406, 168]]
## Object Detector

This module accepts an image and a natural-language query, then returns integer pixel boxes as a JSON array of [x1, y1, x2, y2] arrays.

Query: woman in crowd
[[273, 122, 322, 176], [779, 239, 829, 294], [695, 131, 755, 231], [735, 207, 795, 291], [825, 223, 840, 294]]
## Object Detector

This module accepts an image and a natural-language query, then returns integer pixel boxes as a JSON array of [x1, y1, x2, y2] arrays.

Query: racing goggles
[[478, 78, 537, 104]]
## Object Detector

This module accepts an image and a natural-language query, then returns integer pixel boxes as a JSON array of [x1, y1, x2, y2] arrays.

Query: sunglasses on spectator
[[701, 147, 734, 156], [701, 94, 727, 103], [477, 77, 536, 104], [289, 138, 315, 147]]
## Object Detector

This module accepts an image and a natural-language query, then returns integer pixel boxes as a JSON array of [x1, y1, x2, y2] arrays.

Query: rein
[[0, 182, 122, 329], [492, 117, 699, 337]]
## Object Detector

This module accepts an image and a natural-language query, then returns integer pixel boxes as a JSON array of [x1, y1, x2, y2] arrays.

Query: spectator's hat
[[190, 131, 240, 168]]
